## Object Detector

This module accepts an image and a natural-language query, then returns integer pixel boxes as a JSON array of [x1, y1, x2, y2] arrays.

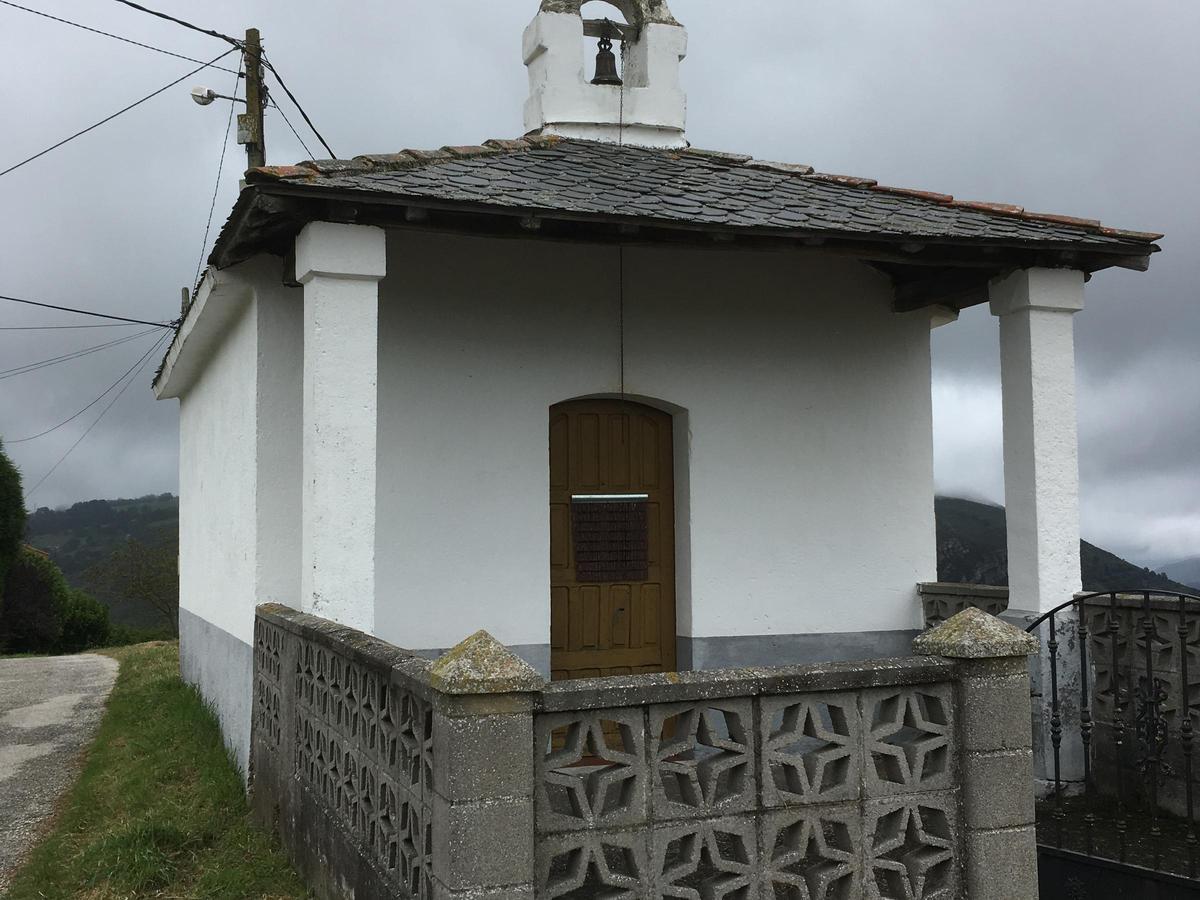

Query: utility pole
[[237, 28, 266, 169]]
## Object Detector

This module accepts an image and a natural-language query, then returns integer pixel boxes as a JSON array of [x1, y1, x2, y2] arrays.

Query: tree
[[85, 534, 179, 634], [0, 546, 68, 653], [58, 589, 110, 653], [0, 440, 24, 597]]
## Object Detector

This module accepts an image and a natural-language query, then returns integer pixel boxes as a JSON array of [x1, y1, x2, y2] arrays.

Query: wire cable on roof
[[0, 328, 161, 380], [108, 0, 240, 47], [24, 330, 172, 499], [0, 47, 238, 180], [0, 294, 176, 328], [262, 54, 336, 159], [0, 0, 241, 74], [6, 335, 169, 443], [194, 60, 243, 289]]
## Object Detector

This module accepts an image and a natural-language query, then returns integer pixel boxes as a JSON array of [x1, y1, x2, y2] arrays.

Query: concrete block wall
[[249, 604, 1040, 899]]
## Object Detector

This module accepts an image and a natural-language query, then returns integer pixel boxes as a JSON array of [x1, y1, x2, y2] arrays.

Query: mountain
[[21, 493, 1192, 627], [1158, 556, 1200, 591], [936, 496, 1195, 595], [23, 494, 178, 627]]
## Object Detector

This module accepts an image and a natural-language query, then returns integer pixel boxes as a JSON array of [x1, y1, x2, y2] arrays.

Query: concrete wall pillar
[[294, 222, 386, 632], [914, 608, 1041, 900], [990, 267, 1085, 615], [427, 631, 542, 897]]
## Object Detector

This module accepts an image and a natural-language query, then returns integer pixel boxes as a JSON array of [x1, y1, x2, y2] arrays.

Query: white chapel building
[[154, 0, 1161, 771]]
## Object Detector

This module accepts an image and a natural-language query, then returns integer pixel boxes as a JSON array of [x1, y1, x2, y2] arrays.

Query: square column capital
[[295, 222, 386, 284], [989, 267, 1084, 317]]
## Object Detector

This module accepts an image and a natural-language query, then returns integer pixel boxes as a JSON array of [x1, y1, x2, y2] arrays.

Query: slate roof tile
[[239, 137, 1163, 250]]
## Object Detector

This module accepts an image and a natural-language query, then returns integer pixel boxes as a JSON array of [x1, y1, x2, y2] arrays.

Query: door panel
[[549, 399, 677, 680]]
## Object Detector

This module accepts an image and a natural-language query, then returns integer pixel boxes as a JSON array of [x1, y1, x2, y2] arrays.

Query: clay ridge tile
[[807, 173, 879, 188], [954, 200, 1024, 216], [244, 164, 320, 183], [1099, 225, 1166, 242], [872, 184, 954, 204]]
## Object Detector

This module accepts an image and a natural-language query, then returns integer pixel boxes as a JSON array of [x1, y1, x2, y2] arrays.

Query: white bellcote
[[523, 0, 688, 149]]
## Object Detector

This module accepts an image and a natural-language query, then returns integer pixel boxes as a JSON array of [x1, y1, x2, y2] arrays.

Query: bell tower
[[522, 0, 688, 148]]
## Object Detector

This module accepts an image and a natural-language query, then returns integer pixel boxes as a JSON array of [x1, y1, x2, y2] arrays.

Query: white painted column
[[989, 268, 1085, 614], [294, 222, 386, 632]]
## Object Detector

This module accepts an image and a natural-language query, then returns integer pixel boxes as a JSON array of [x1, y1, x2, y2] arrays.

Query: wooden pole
[[237, 28, 266, 169]]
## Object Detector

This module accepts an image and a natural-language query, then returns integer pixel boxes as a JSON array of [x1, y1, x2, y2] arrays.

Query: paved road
[[0, 653, 119, 892]]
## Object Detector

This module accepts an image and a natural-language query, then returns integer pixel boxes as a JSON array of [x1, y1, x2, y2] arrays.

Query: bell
[[591, 34, 622, 86]]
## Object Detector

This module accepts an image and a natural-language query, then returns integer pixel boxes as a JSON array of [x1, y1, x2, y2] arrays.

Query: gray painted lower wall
[[678, 629, 921, 671], [179, 607, 254, 779], [416, 630, 919, 678]]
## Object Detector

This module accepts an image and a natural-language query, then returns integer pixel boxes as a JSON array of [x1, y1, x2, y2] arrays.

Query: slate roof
[[236, 135, 1162, 255]]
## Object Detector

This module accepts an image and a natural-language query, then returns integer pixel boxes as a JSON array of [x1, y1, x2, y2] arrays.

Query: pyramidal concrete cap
[[428, 630, 545, 694], [912, 606, 1040, 659]]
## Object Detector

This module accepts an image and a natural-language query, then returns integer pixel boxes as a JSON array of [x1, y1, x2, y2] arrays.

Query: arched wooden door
[[549, 400, 677, 680]]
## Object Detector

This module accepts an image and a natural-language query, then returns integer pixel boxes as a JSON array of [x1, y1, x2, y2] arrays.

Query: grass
[[5, 642, 309, 899]]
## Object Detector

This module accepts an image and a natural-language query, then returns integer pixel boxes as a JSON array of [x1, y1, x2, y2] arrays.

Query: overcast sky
[[0, 0, 1196, 566]]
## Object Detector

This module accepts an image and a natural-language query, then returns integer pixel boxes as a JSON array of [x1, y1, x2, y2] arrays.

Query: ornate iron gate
[[1026, 590, 1200, 885]]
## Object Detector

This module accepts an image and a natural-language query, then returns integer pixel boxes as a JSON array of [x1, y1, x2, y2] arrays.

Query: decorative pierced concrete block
[[650, 816, 758, 899], [761, 805, 862, 900], [649, 698, 756, 820], [536, 708, 648, 833], [864, 794, 958, 900], [760, 691, 862, 807], [862, 685, 955, 798], [537, 830, 649, 899]]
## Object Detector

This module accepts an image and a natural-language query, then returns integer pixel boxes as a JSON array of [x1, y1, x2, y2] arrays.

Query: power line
[[6, 335, 168, 443], [0, 322, 140, 331], [0, 47, 238, 180], [195, 61, 242, 288], [0, 0, 240, 74], [109, 0, 240, 47], [0, 294, 176, 327], [0, 328, 161, 380], [263, 55, 336, 159], [269, 96, 314, 160], [25, 330, 171, 499]]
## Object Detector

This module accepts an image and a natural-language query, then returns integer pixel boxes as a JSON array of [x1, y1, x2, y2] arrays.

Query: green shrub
[[58, 589, 110, 653], [0, 440, 23, 597], [0, 546, 68, 653]]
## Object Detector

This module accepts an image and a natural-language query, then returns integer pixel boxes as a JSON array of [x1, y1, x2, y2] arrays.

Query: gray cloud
[[0, 0, 1195, 565]]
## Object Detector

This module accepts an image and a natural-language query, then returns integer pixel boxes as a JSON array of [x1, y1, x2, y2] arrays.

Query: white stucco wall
[[174, 259, 302, 774], [177, 262, 303, 643], [374, 232, 936, 653], [179, 296, 259, 643]]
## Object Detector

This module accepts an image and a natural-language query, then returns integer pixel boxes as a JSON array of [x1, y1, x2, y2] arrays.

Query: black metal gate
[[1026, 590, 1200, 894]]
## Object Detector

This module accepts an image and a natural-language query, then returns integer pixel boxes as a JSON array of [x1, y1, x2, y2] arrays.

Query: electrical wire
[[108, 0, 240, 47], [24, 330, 172, 499], [0, 322, 139, 331], [194, 61, 243, 288], [0, 328, 161, 380], [269, 96, 314, 160], [0, 294, 176, 327], [6, 335, 168, 443], [0, 47, 238, 180], [0, 0, 240, 74], [263, 54, 336, 158]]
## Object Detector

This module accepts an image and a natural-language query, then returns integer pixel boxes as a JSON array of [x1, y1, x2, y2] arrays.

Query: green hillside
[[935, 496, 1194, 594], [24, 493, 177, 627], [22, 493, 1192, 628]]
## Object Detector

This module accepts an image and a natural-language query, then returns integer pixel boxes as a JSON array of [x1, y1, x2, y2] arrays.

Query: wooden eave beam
[[892, 269, 999, 313]]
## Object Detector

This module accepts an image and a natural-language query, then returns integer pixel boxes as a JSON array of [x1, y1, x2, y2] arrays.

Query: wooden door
[[549, 399, 676, 680]]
